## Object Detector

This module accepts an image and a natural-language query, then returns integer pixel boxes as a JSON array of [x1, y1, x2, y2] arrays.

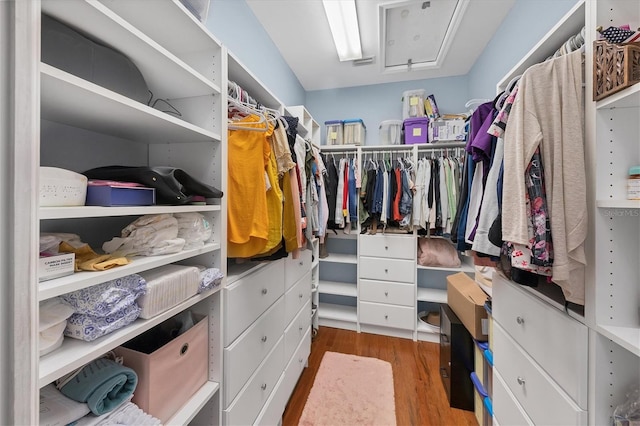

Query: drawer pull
[[517, 377, 525, 385], [299, 261, 304, 266], [299, 326, 303, 332], [516, 316, 525, 325], [384, 291, 388, 297], [299, 357, 304, 363], [261, 383, 267, 391], [299, 293, 304, 299], [261, 288, 268, 295], [384, 314, 388, 320], [261, 336, 268, 343], [384, 269, 388, 273], [385, 246, 388, 250]]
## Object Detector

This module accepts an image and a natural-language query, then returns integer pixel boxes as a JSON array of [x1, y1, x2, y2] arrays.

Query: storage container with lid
[[379, 120, 403, 145], [343, 118, 366, 145], [403, 117, 429, 144], [324, 120, 343, 145], [402, 89, 426, 119]]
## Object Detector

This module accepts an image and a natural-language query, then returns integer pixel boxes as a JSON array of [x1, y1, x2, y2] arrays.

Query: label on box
[[330, 132, 337, 140], [413, 128, 422, 137], [39, 253, 75, 282], [410, 96, 419, 106], [482, 318, 489, 335]]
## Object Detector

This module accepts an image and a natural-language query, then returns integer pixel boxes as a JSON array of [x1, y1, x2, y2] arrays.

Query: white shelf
[[417, 319, 440, 334], [319, 280, 357, 297], [319, 252, 357, 264], [596, 199, 640, 209], [417, 255, 474, 273], [227, 52, 282, 109], [325, 231, 358, 240], [38, 243, 220, 301], [596, 83, 640, 110], [41, 64, 220, 144], [41, 0, 219, 99], [320, 144, 359, 151], [38, 289, 219, 387], [318, 302, 357, 322], [417, 287, 447, 303], [167, 381, 220, 426], [40, 204, 221, 220], [596, 325, 640, 357]]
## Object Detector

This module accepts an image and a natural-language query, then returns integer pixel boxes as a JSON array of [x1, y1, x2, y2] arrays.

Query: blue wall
[[467, 0, 580, 100], [207, 0, 306, 106], [207, 0, 581, 143]]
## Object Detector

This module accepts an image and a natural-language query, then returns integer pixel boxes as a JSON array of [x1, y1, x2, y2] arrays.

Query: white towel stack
[[137, 264, 200, 319]]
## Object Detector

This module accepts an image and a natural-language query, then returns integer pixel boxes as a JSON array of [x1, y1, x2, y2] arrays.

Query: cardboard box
[[447, 272, 488, 341], [38, 253, 75, 282], [114, 313, 208, 423]]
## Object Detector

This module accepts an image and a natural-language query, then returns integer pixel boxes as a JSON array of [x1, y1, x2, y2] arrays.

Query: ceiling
[[246, 0, 515, 92]]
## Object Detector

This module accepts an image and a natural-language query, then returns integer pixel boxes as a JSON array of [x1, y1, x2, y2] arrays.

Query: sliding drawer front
[[284, 270, 311, 326], [224, 260, 285, 346], [255, 327, 311, 426], [284, 299, 311, 362], [223, 336, 286, 426], [359, 301, 414, 330], [494, 323, 587, 426], [359, 257, 414, 284], [224, 296, 286, 406], [359, 278, 414, 307], [284, 249, 312, 291], [493, 274, 587, 408], [359, 234, 415, 259], [493, 369, 534, 426]]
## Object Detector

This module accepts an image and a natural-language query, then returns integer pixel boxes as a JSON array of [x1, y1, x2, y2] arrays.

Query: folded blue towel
[[59, 358, 137, 416]]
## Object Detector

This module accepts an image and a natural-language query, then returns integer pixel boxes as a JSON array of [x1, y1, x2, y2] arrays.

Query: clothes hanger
[[227, 97, 268, 132]]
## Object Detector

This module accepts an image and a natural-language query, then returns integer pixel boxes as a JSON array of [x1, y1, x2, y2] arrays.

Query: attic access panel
[[381, 0, 461, 71]]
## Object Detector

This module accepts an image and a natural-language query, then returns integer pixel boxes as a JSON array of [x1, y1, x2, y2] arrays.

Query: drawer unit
[[359, 257, 414, 284], [359, 234, 415, 259], [284, 299, 311, 362], [359, 300, 414, 330], [440, 304, 474, 411], [224, 296, 286, 405], [493, 322, 587, 425], [493, 369, 534, 426], [255, 327, 312, 426], [223, 336, 286, 426], [284, 270, 311, 325], [224, 260, 285, 346], [493, 274, 588, 408], [359, 278, 414, 306], [284, 249, 312, 291]]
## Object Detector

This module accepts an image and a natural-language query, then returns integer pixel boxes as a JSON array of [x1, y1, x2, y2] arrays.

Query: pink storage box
[[403, 117, 429, 144], [114, 313, 208, 422]]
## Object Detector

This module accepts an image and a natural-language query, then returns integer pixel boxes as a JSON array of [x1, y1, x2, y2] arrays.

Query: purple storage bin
[[403, 117, 429, 144]]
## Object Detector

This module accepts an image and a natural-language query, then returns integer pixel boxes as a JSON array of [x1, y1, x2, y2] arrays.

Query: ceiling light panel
[[381, 0, 459, 69]]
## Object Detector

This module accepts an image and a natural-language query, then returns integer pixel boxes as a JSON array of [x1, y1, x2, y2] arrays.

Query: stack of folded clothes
[[39, 298, 75, 356]]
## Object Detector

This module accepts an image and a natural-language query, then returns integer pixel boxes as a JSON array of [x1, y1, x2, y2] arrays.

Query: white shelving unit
[[11, 1, 227, 424], [586, 1, 640, 423]]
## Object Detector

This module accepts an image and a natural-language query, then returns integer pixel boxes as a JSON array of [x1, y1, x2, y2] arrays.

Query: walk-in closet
[[2, 0, 639, 425]]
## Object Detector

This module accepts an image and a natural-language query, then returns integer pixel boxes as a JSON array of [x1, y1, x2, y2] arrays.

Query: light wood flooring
[[282, 326, 478, 426]]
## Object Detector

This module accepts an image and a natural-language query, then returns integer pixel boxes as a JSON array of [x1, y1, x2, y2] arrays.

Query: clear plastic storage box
[[402, 89, 426, 119], [324, 120, 343, 145], [343, 118, 366, 145], [379, 120, 403, 145]]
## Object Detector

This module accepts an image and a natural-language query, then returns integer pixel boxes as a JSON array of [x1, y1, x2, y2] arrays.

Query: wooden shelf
[[38, 243, 220, 301], [40, 204, 221, 220], [319, 280, 357, 297], [596, 83, 640, 110]]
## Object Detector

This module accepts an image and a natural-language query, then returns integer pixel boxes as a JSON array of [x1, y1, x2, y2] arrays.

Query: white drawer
[[493, 274, 587, 408], [224, 296, 286, 406], [284, 270, 311, 326], [255, 328, 311, 426], [359, 257, 414, 284], [493, 369, 534, 426], [224, 260, 285, 346], [359, 301, 414, 330], [359, 279, 414, 306], [223, 336, 285, 426], [493, 323, 587, 426], [359, 234, 415, 259], [285, 249, 312, 291], [284, 299, 311, 363]]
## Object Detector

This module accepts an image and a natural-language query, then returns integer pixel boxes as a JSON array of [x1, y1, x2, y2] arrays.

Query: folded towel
[[59, 358, 137, 416], [39, 383, 91, 426]]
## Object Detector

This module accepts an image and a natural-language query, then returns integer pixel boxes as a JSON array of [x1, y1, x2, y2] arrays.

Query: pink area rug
[[299, 352, 396, 426]]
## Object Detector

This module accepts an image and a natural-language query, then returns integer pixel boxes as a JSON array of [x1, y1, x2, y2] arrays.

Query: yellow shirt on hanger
[[227, 115, 274, 258]]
